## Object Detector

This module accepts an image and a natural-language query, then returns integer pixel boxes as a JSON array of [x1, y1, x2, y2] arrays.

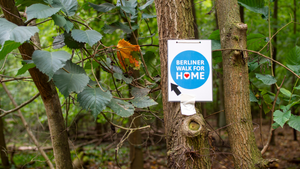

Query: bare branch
[[0, 77, 32, 82]]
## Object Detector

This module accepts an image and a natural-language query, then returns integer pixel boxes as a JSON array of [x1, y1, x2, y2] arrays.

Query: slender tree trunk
[[216, 0, 268, 168], [0, 100, 10, 169], [155, 0, 211, 168], [128, 29, 144, 169], [0, 1, 73, 168]]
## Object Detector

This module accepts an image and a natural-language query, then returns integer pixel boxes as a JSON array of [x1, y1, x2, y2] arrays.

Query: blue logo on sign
[[170, 50, 210, 89]]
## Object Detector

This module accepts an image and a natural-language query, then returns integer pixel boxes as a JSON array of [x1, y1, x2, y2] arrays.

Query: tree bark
[[0, 100, 10, 169], [216, 0, 267, 168], [0, 1, 73, 168], [155, 0, 211, 168]]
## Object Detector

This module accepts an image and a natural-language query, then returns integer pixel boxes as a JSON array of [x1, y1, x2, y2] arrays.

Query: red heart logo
[[184, 73, 189, 78]]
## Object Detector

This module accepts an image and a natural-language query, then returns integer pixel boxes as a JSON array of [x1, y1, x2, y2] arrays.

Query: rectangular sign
[[168, 40, 212, 102]]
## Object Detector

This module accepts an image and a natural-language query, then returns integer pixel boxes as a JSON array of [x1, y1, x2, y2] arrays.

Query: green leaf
[[247, 33, 266, 51], [143, 51, 157, 76], [139, 0, 154, 10], [273, 110, 291, 127], [113, 73, 123, 80], [16, 0, 47, 7], [250, 90, 258, 102], [286, 46, 300, 65], [131, 96, 157, 108], [141, 13, 156, 19], [0, 18, 39, 46], [84, 61, 100, 69], [52, 14, 66, 27], [287, 64, 300, 75], [255, 73, 277, 85], [209, 30, 220, 40], [248, 57, 268, 72], [89, 2, 116, 12], [44, 0, 53, 4], [272, 122, 280, 129], [287, 115, 300, 132], [108, 98, 134, 117], [294, 85, 300, 90], [120, 6, 136, 15], [53, 61, 89, 97], [280, 88, 292, 98], [16, 63, 36, 76], [117, 0, 137, 8], [131, 87, 150, 97], [0, 41, 21, 60], [238, 0, 268, 18], [211, 40, 221, 50], [51, 0, 78, 16], [53, 34, 65, 49], [102, 22, 132, 34], [77, 87, 112, 118], [64, 32, 84, 49], [63, 20, 74, 33], [71, 29, 103, 46], [122, 76, 132, 84], [32, 50, 71, 79], [26, 4, 61, 21]]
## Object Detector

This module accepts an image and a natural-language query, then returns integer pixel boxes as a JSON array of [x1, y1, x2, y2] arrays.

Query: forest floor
[[5, 118, 300, 169]]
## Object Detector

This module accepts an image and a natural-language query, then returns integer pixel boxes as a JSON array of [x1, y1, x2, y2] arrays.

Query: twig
[[213, 48, 300, 80], [1, 82, 54, 169], [0, 77, 32, 82], [261, 76, 286, 155], [204, 109, 224, 119], [0, 54, 8, 72], [0, 93, 40, 117]]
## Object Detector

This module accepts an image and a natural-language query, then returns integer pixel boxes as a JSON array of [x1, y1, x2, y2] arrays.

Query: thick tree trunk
[[216, 0, 267, 168], [0, 1, 73, 168], [0, 100, 10, 169], [155, 0, 211, 168]]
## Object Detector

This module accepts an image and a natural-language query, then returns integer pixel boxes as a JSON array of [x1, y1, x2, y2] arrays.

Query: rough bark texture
[[0, 1, 73, 168], [155, 0, 211, 168], [0, 101, 10, 169], [216, 0, 266, 168]]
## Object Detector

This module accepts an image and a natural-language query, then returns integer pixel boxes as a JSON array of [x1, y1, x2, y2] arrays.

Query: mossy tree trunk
[[155, 0, 211, 168], [0, 1, 73, 168], [216, 0, 267, 168]]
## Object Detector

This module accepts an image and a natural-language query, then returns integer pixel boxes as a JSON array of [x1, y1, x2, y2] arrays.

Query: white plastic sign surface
[[168, 40, 212, 102]]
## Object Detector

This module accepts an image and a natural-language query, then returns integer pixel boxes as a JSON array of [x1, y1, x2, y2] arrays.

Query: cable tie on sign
[[176, 41, 201, 44]]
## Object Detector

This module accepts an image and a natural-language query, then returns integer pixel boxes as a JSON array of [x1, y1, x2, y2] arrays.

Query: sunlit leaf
[[0, 18, 39, 47], [141, 13, 156, 19], [32, 50, 71, 79], [26, 4, 61, 21], [280, 88, 292, 98], [0, 41, 21, 60], [77, 87, 112, 118], [108, 98, 134, 117], [16, 63, 36, 76], [71, 29, 102, 46]]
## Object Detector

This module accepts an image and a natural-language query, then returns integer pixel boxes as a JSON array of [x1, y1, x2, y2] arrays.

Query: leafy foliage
[[77, 87, 112, 118], [26, 4, 61, 21], [238, 0, 268, 18], [139, 0, 154, 10], [108, 98, 134, 117], [287, 115, 300, 131], [51, 0, 78, 16], [32, 50, 71, 79], [131, 96, 157, 108], [273, 110, 291, 127], [102, 22, 132, 34], [52, 34, 65, 49], [0, 41, 21, 60], [88, 2, 116, 13], [52, 14, 67, 27], [0, 18, 39, 47], [117, 39, 141, 70], [64, 32, 84, 49], [71, 29, 103, 46], [16, 63, 36, 76], [255, 73, 277, 85], [53, 61, 89, 97]]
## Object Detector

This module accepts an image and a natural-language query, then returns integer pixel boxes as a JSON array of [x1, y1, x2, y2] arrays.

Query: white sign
[[168, 40, 212, 102]]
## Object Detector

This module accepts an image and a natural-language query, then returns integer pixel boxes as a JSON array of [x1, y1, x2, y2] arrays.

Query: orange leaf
[[117, 39, 140, 70]]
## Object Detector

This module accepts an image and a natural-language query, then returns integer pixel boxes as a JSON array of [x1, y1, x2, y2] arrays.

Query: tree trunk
[[216, 0, 267, 168], [155, 0, 211, 168], [128, 29, 144, 169], [0, 100, 10, 169], [0, 1, 73, 168]]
